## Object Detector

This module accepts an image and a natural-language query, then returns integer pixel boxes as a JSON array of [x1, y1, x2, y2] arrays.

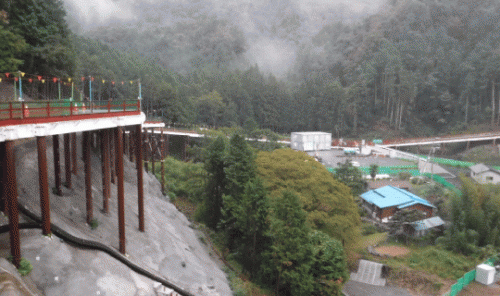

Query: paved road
[[343, 280, 414, 296]]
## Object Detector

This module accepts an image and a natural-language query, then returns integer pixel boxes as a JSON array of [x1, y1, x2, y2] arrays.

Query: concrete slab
[[350, 260, 386, 286]]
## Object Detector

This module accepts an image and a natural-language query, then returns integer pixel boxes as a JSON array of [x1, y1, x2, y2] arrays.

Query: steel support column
[[101, 130, 110, 213], [71, 133, 77, 175], [37, 137, 51, 235], [84, 132, 93, 224], [52, 135, 62, 196], [124, 132, 129, 157], [4, 141, 20, 268], [64, 134, 71, 188], [129, 131, 134, 162], [116, 128, 126, 253], [0, 142, 5, 213], [110, 130, 116, 184], [135, 125, 145, 232]]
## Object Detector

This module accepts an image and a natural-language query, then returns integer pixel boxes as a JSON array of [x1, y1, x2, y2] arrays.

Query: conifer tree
[[200, 136, 227, 229], [262, 190, 314, 296]]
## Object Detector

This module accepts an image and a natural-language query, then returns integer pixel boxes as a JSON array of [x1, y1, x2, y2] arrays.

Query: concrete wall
[[472, 171, 500, 184]]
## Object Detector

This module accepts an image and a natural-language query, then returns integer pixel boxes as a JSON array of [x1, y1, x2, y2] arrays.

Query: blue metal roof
[[412, 216, 445, 231], [360, 186, 435, 209]]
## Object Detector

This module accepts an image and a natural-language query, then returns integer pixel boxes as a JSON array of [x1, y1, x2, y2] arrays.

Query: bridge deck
[[0, 99, 144, 142]]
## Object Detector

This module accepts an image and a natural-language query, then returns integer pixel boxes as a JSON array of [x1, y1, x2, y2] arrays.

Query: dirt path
[[375, 246, 410, 257]]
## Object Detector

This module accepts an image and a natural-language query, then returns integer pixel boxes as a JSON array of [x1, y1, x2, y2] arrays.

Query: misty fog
[[63, 0, 385, 76]]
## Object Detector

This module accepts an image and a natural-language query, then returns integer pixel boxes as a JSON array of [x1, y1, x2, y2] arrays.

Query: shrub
[[154, 157, 206, 203], [398, 171, 412, 180], [7, 256, 32, 276], [90, 218, 99, 230], [362, 224, 378, 236]]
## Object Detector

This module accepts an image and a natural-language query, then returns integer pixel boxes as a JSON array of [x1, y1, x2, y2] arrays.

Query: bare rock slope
[[4, 137, 230, 295]]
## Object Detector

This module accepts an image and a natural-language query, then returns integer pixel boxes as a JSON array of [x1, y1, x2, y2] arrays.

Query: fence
[[444, 257, 496, 296], [0, 99, 140, 126]]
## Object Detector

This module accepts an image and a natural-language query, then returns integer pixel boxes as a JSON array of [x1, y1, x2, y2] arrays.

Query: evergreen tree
[[334, 159, 367, 196], [262, 190, 314, 296], [0, 21, 26, 72], [1, 0, 75, 76], [224, 133, 256, 198], [199, 136, 227, 229], [232, 178, 270, 278], [221, 133, 256, 246], [369, 164, 379, 180], [309, 230, 349, 296]]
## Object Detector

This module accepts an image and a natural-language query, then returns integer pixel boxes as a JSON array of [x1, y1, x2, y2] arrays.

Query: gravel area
[[307, 149, 417, 168]]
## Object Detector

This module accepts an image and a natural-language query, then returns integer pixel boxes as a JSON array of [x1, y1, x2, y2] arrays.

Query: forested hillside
[[4, 0, 500, 137], [292, 0, 500, 136]]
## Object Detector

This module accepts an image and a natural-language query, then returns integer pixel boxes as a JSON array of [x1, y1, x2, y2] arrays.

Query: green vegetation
[[369, 164, 379, 180], [0, 0, 74, 76], [18, 258, 33, 276], [257, 149, 361, 248], [154, 157, 206, 202], [333, 159, 367, 196], [7, 256, 33, 276], [89, 218, 99, 230], [403, 247, 479, 280], [165, 139, 354, 295], [438, 176, 500, 256]]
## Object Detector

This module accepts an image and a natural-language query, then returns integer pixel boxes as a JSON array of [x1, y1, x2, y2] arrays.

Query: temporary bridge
[[0, 99, 146, 269]]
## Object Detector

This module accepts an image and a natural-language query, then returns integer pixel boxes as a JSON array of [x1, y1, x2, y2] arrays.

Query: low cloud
[[246, 38, 296, 77], [64, 0, 136, 31]]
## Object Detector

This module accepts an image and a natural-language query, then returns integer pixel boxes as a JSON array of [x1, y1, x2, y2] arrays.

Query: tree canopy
[[256, 149, 361, 247]]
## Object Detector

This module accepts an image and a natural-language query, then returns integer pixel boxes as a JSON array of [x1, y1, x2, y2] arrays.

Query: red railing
[[0, 99, 141, 127]]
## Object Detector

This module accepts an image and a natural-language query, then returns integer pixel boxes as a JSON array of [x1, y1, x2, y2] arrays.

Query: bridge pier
[[52, 135, 62, 196], [64, 134, 71, 188], [129, 131, 134, 162], [84, 131, 93, 225], [101, 129, 111, 214], [110, 130, 116, 184], [71, 133, 77, 175], [0, 142, 5, 213], [3, 141, 20, 268], [116, 127, 126, 253], [37, 136, 51, 235], [136, 125, 145, 232]]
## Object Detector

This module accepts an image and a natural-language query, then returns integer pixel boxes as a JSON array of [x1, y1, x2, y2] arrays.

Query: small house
[[404, 216, 445, 237], [470, 163, 500, 184], [360, 186, 435, 222], [291, 132, 332, 151]]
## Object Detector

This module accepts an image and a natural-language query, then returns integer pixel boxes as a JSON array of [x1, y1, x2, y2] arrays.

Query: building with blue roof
[[360, 186, 435, 222]]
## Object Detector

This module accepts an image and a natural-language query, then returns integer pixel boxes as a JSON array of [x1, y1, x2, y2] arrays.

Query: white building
[[470, 163, 500, 184], [290, 132, 332, 151]]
